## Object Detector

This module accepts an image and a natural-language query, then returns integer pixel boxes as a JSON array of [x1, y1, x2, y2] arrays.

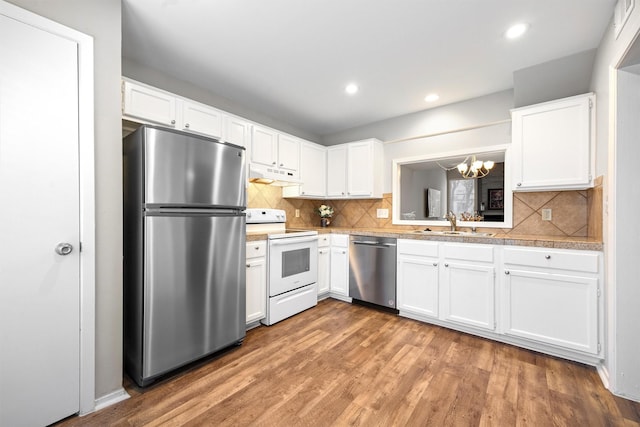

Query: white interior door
[[0, 12, 81, 427]]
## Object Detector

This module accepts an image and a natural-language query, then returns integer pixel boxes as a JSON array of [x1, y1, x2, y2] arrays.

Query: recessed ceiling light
[[345, 83, 359, 95], [424, 93, 439, 102], [505, 23, 528, 39]]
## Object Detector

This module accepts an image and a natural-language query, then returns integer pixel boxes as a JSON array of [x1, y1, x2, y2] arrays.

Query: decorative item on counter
[[460, 211, 484, 221], [316, 204, 334, 227]]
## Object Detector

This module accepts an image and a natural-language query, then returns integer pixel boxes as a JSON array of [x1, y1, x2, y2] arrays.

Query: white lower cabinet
[[317, 235, 331, 297], [395, 239, 602, 364], [246, 241, 267, 325], [442, 261, 495, 331], [503, 247, 600, 355], [441, 243, 495, 331], [329, 234, 349, 300], [397, 240, 439, 318]]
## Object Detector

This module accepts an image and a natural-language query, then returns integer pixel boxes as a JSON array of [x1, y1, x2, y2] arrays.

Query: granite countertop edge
[[247, 228, 603, 251]]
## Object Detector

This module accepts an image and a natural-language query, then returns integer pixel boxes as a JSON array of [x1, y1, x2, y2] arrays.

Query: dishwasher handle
[[352, 240, 397, 248]]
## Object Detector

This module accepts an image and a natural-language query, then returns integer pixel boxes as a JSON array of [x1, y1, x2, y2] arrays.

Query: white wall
[[318, 90, 513, 193], [384, 122, 511, 193], [322, 90, 513, 146], [7, 0, 123, 402]]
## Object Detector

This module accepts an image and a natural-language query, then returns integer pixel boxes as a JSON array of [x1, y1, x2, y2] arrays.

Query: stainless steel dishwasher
[[349, 235, 397, 310]]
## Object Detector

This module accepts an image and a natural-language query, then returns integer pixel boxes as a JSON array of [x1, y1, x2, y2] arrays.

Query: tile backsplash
[[247, 178, 603, 239]]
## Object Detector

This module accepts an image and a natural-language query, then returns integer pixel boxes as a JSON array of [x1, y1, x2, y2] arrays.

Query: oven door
[[268, 235, 318, 296]]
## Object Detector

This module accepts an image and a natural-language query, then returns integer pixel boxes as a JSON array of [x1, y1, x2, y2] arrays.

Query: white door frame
[[601, 4, 640, 402], [0, 0, 96, 415]]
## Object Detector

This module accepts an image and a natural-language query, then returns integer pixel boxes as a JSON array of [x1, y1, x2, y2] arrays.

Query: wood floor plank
[[54, 299, 640, 427]]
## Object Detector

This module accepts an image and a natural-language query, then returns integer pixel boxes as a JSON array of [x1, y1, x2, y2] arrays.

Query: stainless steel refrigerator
[[123, 125, 246, 387]]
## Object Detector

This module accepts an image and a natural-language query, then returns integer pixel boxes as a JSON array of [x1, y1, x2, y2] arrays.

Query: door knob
[[55, 243, 73, 256]]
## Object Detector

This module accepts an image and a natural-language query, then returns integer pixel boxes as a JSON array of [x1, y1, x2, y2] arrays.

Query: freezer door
[[142, 213, 245, 380], [144, 126, 246, 208]]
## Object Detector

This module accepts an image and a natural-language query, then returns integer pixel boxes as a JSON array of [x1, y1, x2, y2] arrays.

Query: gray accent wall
[[513, 49, 597, 108]]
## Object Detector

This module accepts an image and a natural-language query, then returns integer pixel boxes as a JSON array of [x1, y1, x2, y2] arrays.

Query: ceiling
[[122, 0, 615, 138]]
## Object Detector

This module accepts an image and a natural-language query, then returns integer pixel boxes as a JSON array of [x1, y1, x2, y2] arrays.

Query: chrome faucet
[[444, 211, 457, 231]]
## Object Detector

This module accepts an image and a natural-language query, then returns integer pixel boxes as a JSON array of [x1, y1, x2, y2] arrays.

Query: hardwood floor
[[58, 299, 640, 426]]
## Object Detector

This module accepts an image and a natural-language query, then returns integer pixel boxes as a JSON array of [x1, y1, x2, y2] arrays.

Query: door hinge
[[597, 288, 601, 297], [597, 342, 601, 353], [79, 242, 82, 252], [589, 98, 593, 109]]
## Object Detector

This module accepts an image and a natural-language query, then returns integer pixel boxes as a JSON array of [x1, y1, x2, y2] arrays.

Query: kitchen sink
[[413, 230, 496, 237]]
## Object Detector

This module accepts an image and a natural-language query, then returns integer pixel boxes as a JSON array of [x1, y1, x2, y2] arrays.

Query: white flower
[[317, 204, 334, 218]]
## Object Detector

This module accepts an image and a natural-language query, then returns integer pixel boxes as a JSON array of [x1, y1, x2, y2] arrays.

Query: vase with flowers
[[316, 204, 334, 227]]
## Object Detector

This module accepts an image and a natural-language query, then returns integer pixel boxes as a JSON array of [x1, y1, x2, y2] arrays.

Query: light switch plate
[[377, 208, 389, 219], [542, 208, 552, 221]]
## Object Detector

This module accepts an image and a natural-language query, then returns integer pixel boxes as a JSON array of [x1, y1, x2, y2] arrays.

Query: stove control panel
[[245, 208, 286, 224]]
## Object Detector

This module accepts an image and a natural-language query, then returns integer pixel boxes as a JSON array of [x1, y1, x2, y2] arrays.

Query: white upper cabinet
[[122, 78, 225, 140], [251, 125, 278, 166], [224, 115, 251, 148], [123, 80, 177, 127], [326, 139, 383, 199], [326, 145, 348, 198], [277, 134, 301, 172], [181, 100, 223, 139], [282, 141, 327, 198], [511, 93, 595, 191], [251, 125, 300, 174]]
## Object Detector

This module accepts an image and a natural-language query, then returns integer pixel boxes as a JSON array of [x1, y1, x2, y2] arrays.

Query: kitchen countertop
[[247, 227, 603, 251]]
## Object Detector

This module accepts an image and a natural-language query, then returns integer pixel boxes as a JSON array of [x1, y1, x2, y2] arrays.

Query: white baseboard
[[597, 363, 611, 390], [91, 387, 130, 413]]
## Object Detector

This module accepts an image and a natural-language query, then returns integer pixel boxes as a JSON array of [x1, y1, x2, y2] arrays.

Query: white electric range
[[246, 209, 318, 325]]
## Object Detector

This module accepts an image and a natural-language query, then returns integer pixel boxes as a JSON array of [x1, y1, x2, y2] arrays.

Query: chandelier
[[456, 155, 494, 179]]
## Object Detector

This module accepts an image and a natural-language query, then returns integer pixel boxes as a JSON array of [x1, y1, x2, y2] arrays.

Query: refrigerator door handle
[[145, 207, 244, 216]]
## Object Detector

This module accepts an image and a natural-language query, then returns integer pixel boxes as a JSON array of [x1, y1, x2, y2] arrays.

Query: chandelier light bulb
[[456, 155, 495, 179]]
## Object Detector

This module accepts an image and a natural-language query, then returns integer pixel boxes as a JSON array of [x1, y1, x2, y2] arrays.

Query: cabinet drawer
[[246, 241, 267, 259], [398, 239, 439, 257], [331, 234, 349, 247], [503, 247, 599, 274], [318, 234, 330, 247], [443, 243, 493, 263]]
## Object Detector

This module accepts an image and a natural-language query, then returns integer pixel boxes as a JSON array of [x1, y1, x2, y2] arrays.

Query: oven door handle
[[269, 235, 318, 246]]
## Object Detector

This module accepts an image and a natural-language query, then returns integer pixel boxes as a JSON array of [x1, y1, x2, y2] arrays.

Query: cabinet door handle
[[272, 161, 276, 165], [254, 246, 260, 250], [545, 255, 551, 259], [433, 262, 438, 267], [342, 251, 346, 254], [444, 263, 449, 267], [280, 163, 284, 167], [185, 123, 190, 128], [505, 270, 510, 275], [170, 119, 176, 125], [301, 191, 305, 195], [246, 264, 251, 268], [517, 182, 522, 187]]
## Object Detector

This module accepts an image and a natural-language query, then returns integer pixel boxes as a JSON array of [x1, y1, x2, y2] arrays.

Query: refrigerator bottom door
[[142, 214, 245, 381]]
